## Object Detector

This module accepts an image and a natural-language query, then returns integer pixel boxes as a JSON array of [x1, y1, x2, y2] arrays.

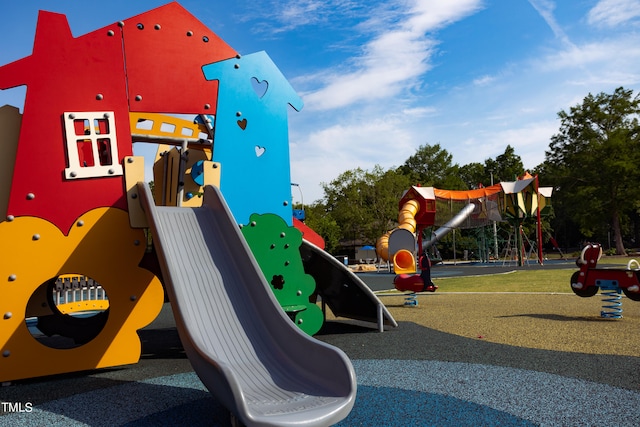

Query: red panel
[[122, 2, 237, 115], [1, 4, 239, 234], [293, 218, 325, 250], [393, 274, 424, 293], [1, 11, 131, 234], [398, 188, 436, 227]]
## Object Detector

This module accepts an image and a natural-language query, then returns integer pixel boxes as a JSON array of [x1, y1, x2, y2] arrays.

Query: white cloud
[[300, 0, 483, 111], [244, 0, 363, 34], [446, 120, 557, 174], [541, 43, 614, 71], [473, 75, 496, 86], [287, 0, 640, 203], [587, 0, 640, 27], [533, 35, 640, 89], [406, 0, 484, 32], [401, 106, 437, 117], [527, 0, 575, 48], [293, 111, 417, 164], [491, 121, 559, 169], [289, 109, 421, 202]]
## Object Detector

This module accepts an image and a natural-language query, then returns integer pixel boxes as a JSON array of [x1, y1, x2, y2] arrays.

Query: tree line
[[302, 87, 640, 258]]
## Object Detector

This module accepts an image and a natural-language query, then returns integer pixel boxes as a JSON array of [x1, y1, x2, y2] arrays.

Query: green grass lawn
[[433, 269, 574, 293], [374, 255, 636, 294], [426, 257, 633, 293]]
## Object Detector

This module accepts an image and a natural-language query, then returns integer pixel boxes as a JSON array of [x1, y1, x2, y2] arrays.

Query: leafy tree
[[484, 145, 525, 183], [369, 167, 413, 236], [303, 202, 341, 253], [458, 162, 486, 189], [399, 143, 467, 189], [308, 142, 546, 258], [321, 168, 372, 249], [544, 87, 640, 255], [320, 166, 411, 249]]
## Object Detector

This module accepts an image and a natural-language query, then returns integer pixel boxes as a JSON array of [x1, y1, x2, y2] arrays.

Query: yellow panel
[[539, 195, 552, 215], [57, 300, 110, 314], [517, 192, 526, 217], [0, 105, 21, 218], [181, 150, 210, 207], [530, 192, 539, 215], [0, 208, 164, 382], [503, 194, 517, 217], [203, 161, 221, 188], [165, 149, 181, 206], [24, 281, 54, 317], [124, 156, 148, 228], [151, 142, 219, 208], [152, 144, 172, 205], [181, 156, 221, 207], [153, 143, 172, 164], [151, 148, 181, 207], [130, 112, 210, 143]]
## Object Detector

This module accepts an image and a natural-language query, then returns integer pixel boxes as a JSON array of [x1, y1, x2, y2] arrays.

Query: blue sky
[[2, 0, 640, 204]]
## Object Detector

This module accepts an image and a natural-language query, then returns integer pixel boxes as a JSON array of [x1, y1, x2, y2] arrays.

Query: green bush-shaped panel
[[241, 213, 323, 335]]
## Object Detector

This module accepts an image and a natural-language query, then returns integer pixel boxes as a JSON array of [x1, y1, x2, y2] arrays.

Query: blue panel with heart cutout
[[203, 51, 303, 226]]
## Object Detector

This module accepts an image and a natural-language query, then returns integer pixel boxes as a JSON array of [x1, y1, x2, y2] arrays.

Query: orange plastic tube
[[393, 249, 416, 274]]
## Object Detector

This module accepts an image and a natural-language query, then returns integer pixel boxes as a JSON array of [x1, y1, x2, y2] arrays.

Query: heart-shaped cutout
[[251, 77, 268, 98], [255, 146, 266, 157], [237, 118, 247, 130]]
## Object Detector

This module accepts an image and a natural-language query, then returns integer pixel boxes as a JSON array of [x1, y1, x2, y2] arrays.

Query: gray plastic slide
[[138, 183, 356, 427]]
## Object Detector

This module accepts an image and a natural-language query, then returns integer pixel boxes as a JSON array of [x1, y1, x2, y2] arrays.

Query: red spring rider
[[394, 251, 438, 293], [570, 243, 640, 300]]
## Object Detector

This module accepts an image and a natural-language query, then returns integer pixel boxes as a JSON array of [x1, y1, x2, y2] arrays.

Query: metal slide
[[138, 183, 356, 427], [423, 203, 476, 249]]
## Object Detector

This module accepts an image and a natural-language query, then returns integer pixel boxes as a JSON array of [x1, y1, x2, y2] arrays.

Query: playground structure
[[0, 3, 404, 425], [570, 243, 640, 318], [376, 174, 553, 294]]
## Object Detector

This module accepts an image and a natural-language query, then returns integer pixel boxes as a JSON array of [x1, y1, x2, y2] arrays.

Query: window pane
[[94, 118, 110, 135], [74, 119, 90, 136], [77, 140, 94, 167], [97, 138, 112, 165]]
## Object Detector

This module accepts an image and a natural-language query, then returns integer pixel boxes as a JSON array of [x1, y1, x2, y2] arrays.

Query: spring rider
[[570, 243, 640, 318], [393, 251, 438, 306]]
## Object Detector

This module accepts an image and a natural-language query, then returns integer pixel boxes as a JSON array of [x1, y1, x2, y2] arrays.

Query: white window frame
[[63, 111, 123, 180]]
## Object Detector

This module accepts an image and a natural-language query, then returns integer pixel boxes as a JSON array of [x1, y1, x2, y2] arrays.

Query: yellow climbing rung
[[130, 113, 211, 144]]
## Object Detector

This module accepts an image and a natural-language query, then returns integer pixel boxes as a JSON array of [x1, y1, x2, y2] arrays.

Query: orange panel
[[433, 184, 503, 201]]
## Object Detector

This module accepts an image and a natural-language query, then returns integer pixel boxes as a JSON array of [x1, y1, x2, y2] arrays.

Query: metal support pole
[[177, 139, 188, 207], [491, 171, 499, 260]]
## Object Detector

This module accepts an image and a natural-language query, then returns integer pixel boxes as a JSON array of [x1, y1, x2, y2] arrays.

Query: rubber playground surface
[[2, 263, 640, 426]]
